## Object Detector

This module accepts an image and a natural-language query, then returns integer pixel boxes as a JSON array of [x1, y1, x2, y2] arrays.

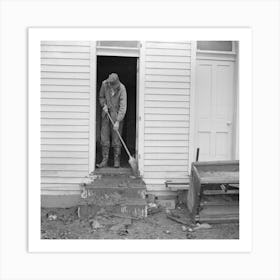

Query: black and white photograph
[[40, 40, 240, 240]]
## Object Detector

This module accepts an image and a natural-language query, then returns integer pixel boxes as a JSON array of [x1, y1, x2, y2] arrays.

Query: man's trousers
[[100, 114, 124, 148]]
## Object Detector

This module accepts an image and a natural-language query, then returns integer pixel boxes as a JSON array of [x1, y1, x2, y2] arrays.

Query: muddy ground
[[41, 206, 239, 239]]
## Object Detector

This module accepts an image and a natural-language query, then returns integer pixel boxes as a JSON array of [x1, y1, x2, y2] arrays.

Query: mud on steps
[[79, 168, 147, 218]]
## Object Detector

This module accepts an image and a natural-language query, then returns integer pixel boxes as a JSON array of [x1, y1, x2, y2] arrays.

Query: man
[[96, 73, 127, 168]]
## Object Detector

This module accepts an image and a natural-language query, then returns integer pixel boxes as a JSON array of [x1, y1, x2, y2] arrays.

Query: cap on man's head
[[107, 73, 120, 88]]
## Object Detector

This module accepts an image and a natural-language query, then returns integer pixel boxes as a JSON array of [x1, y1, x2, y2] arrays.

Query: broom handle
[[106, 112, 132, 159]]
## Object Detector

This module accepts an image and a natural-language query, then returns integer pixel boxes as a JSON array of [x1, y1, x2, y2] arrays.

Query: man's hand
[[113, 121, 119, 131], [103, 104, 108, 113]]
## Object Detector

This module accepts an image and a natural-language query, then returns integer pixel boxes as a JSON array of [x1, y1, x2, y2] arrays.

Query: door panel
[[195, 59, 234, 161]]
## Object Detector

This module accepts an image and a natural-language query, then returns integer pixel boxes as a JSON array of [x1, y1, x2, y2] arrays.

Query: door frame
[[89, 41, 97, 173], [89, 42, 143, 174], [189, 43, 238, 172]]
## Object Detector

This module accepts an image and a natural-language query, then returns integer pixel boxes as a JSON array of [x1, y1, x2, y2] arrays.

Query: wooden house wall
[[143, 41, 192, 190], [41, 41, 91, 193]]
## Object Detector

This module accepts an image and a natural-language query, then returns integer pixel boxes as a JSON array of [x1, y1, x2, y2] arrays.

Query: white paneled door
[[195, 58, 235, 161]]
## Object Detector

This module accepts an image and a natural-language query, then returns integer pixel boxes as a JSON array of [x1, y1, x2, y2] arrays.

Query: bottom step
[[78, 200, 147, 219]]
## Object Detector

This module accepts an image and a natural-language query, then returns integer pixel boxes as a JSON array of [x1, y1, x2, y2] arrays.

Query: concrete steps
[[79, 169, 147, 218]]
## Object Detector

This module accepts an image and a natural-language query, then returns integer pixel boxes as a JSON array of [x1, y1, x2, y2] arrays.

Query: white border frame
[[29, 27, 252, 253]]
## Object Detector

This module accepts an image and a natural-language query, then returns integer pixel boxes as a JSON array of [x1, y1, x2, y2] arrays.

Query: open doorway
[[95, 56, 137, 168]]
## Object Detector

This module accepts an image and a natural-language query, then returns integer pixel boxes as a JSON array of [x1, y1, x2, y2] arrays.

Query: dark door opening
[[96, 56, 137, 168]]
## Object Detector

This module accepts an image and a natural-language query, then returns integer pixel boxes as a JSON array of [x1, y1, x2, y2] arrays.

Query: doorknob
[[226, 121, 232, 125]]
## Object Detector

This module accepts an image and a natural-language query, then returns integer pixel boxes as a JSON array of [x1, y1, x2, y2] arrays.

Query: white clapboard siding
[[145, 88, 190, 95], [146, 62, 191, 69], [144, 140, 187, 147], [145, 121, 188, 128], [146, 56, 191, 63], [41, 105, 89, 113], [41, 41, 91, 190], [41, 164, 89, 171], [146, 68, 191, 76], [145, 81, 190, 89], [145, 127, 189, 134], [41, 92, 89, 99], [146, 48, 191, 56], [144, 41, 192, 186], [146, 41, 191, 49], [41, 145, 89, 151], [41, 138, 89, 145], [41, 98, 90, 106], [41, 158, 88, 165], [145, 153, 188, 160], [144, 107, 188, 115], [41, 41, 90, 46], [145, 101, 189, 108], [41, 78, 90, 86], [41, 112, 89, 119], [145, 114, 189, 121], [41, 58, 90, 66], [144, 134, 189, 141], [41, 125, 89, 132], [145, 75, 190, 83], [41, 119, 89, 126], [41, 72, 90, 79], [145, 146, 189, 154], [41, 151, 89, 158], [41, 132, 89, 139], [41, 85, 90, 92], [41, 65, 90, 72], [41, 52, 90, 59], [144, 160, 189, 166]]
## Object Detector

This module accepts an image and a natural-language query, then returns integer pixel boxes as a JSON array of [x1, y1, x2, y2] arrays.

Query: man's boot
[[114, 147, 121, 168], [96, 146, 109, 168]]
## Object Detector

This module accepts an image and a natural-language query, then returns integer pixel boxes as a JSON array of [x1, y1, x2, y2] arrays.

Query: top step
[[93, 167, 132, 176]]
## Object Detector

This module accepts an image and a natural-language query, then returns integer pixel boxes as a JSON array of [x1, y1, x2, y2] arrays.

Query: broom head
[[128, 156, 138, 177]]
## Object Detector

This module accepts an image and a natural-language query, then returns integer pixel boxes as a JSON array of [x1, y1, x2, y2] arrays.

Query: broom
[[106, 112, 138, 176]]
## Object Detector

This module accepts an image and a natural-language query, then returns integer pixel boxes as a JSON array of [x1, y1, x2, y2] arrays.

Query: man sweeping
[[96, 73, 127, 168]]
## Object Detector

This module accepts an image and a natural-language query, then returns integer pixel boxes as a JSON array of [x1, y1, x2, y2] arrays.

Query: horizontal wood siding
[[144, 41, 192, 187], [41, 41, 91, 191]]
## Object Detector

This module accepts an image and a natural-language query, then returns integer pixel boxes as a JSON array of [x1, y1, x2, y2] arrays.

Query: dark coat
[[99, 80, 127, 122]]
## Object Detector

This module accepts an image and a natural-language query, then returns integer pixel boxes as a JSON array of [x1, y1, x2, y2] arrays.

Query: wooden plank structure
[[187, 160, 239, 223]]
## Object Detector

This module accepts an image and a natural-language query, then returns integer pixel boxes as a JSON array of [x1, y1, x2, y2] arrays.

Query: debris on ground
[[41, 205, 239, 240], [166, 213, 191, 226], [110, 223, 125, 232], [47, 213, 57, 221], [109, 213, 139, 221], [148, 202, 157, 208], [147, 202, 162, 215], [186, 232, 195, 239], [110, 221, 130, 236], [89, 219, 103, 230], [181, 225, 187, 232], [193, 223, 212, 230], [118, 229, 129, 236]]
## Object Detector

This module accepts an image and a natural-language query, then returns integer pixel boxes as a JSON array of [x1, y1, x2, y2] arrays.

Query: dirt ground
[[41, 205, 239, 239]]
